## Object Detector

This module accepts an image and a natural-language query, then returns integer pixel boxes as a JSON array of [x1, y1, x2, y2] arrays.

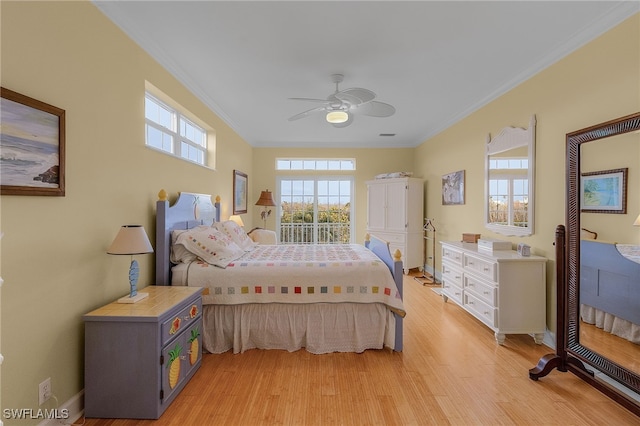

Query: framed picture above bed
[[233, 169, 248, 214], [0, 87, 65, 196], [580, 167, 627, 214]]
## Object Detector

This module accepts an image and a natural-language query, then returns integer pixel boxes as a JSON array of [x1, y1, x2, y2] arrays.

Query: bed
[[155, 190, 405, 354], [580, 239, 640, 343]]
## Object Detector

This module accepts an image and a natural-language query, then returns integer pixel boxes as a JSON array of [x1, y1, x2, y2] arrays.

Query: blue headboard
[[155, 190, 221, 286]]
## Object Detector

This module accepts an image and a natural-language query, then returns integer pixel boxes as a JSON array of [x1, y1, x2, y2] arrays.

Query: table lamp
[[229, 214, 244, 227], [107, 225, 154, 303], [255, 189, 276, 228]]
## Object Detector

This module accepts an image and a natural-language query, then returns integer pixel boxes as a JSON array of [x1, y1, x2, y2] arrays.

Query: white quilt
[[177, 244, 405, 317]]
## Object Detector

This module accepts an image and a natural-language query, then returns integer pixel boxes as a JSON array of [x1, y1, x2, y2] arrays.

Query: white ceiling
[[94, 1, 639, 148]]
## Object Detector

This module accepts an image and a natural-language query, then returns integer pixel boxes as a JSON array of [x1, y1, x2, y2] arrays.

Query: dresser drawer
[[464, 291, 497, 328], [442, 246, 463, 267], [442, 263, 463, 288], [161, 299, 202, 346], [464, 274, 497, 307], [442, 263, 463, 304], [463, 254, 497, 282]]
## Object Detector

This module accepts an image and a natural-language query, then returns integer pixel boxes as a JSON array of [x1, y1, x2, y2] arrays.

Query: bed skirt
[[201, 302, 396, 354], [581, 304, 640, 344]]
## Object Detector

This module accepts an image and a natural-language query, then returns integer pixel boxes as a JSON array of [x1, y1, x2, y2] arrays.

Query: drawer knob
[[483, 267, 489, 271]]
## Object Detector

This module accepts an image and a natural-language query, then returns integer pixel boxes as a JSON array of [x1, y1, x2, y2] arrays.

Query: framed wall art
[[233, 169, 248, 214], [581, 167, 627, 214], [1, 87, 65, 196], [442, 170, 465, 205]]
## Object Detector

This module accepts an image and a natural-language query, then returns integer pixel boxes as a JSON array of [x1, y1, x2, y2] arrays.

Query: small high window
[[145, 91, 209, 167], [276, 158, 355, 171]]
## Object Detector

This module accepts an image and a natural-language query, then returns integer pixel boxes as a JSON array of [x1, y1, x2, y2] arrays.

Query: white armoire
[[366, 177, 424, 274]]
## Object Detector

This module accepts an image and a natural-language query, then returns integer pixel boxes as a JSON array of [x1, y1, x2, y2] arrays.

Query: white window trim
[[276, 175, 355, 244], [144, 83, 215, 169]]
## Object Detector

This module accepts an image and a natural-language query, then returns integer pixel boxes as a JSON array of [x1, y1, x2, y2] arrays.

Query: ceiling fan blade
[[335, 88, 376, 106], [288, 106, 326, 121], [352, 101, 395, 117], [289, 97, 331, 104]]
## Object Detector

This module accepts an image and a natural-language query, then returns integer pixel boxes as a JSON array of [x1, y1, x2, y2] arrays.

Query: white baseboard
[[37, 390, 83, 426]]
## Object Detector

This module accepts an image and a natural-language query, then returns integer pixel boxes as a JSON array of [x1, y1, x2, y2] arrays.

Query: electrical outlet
[[38, 378, 51, 405]]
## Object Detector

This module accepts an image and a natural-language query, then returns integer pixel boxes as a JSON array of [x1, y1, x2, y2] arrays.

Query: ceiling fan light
[[326, 110, 349, 124]]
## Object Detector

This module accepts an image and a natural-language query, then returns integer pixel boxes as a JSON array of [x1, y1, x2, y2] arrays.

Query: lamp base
[[117, 292, 149, 304]]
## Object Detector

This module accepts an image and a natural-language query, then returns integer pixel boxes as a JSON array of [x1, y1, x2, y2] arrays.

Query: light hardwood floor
[[79, 273, 640, 425]]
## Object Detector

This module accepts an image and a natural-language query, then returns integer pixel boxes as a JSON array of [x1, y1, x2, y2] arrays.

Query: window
[[276, 158, 355, 171], [488, 158, 529, 227], [145, 92, 209, 166], [278, 177, 354, 244]]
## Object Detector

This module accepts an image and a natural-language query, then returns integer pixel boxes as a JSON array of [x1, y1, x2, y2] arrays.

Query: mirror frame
[[530, 112, 640, 416], [484, 115, 536, 236]]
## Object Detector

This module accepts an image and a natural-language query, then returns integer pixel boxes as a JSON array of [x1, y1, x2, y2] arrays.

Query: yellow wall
[[1, 1, 639, 420], [413, 13, 639, 333], [1, 2, 253, 420]]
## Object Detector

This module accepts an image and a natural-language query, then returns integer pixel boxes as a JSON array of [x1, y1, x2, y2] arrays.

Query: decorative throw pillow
[[175, 226, 245, 268], [214, 220, 257, 251]]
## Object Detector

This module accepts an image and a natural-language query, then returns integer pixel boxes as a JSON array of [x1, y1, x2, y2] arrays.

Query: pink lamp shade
[[107, 225, 154, 255], [107, 225, 153, 304]]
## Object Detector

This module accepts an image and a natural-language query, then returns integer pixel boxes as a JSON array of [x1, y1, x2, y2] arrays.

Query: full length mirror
[[561, 113, 640, 414], [485, 115, 535, 236], [530, 113, 640, 416]]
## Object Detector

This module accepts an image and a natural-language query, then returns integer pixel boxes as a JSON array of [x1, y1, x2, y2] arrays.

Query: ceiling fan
[[288, 74, 395, 127]]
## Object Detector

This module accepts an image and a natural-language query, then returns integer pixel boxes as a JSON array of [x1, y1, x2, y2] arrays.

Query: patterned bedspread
[[180, 244, 405, 317], [617, 244, 640, 264]]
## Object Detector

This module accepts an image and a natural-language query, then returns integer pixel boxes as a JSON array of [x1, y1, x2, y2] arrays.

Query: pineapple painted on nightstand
[[167, 343, 182, 389], [189, 327, 200, 366]]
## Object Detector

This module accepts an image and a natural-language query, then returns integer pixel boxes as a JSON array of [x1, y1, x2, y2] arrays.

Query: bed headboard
[[155, 189, 221, 286]]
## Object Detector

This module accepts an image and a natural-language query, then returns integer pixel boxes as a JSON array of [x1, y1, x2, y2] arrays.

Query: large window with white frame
[[145, 92, 210, 166], [278, 176, 354, 244]]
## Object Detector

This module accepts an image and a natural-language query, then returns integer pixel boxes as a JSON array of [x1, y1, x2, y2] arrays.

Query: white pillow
[[170, 228, 207, 263], [215, 220, 257, 251], [175, 226, 245, 268]]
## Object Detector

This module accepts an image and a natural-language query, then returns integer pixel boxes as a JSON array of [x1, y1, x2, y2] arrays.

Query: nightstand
[[83, 286, 204, 419]]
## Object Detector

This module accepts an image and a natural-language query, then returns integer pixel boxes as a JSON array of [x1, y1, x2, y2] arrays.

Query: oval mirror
[[484, 115, 536, 236]]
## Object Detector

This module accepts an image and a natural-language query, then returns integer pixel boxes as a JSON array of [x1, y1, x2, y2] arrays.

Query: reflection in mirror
[[579, 130, 640, 377], [485, 115, 535, 236]]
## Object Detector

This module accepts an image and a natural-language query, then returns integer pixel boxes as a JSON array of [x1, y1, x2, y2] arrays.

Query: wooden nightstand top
[[83, 286, 203, 320]]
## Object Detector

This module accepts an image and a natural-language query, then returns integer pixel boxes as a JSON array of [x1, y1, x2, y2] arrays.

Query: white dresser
[[366, 177, 423, 274], [440, 241, 546, 344]]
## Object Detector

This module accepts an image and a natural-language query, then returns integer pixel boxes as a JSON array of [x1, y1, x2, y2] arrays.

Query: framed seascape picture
[[442, 170, 465, 205], [1, 87, 65, 196], [233, 170, 248, 214], [581, 167, 627, 214]]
